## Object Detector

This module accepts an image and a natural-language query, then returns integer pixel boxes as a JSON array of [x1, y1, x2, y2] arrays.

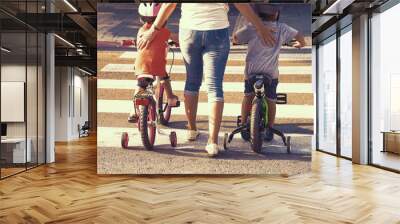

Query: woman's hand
[[255, 25, 275, 47], [234, 3, 276, 46], [231, 34, 239, 45], [137, 26, 158, 50]]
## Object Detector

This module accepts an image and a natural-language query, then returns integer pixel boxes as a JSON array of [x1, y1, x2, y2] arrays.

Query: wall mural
[[97, 2, 313, 175]]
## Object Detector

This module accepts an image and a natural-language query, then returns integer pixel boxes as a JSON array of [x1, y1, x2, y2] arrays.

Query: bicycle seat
[[254, 80, 264, 91], [137, 77, 154, 88]]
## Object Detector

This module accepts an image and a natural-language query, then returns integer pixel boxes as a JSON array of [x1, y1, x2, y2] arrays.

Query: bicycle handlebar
[[167, 40, 179, 47]]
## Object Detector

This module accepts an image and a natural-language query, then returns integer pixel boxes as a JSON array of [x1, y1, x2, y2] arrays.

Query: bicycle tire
[[157, 84, 172, 126], [250, 98, 263, 153], [139, 103, 156, 150]]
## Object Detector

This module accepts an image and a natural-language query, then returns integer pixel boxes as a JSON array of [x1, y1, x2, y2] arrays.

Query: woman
[[138, 3, 275, 157]]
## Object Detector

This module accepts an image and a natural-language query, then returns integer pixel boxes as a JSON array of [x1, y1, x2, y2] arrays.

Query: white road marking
[[119, 51, 312, 61], [97, 100, 314, 119], [97, 79, 313, 94], [100, 63, 312, 75], [97, 126, 311, 148]]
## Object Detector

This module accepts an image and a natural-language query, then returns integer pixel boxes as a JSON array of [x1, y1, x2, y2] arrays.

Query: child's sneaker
[[167, 95, 180, 108], [240, 129, 250, 141], [187, 130, 200, 141], [128, 114, 138, 123], [265, 127, 274, 142]]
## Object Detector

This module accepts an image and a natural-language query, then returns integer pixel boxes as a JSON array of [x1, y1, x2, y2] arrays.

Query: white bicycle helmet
[[138, 3, 162, 23]]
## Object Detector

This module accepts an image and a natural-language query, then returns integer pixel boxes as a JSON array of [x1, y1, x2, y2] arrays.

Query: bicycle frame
[[253, 78, 269, 128], [134, 80, 156, 118], [225, 75, 290, 151]]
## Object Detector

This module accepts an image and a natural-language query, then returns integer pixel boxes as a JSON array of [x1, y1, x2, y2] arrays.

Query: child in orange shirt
[[129, 3, 179, 122]]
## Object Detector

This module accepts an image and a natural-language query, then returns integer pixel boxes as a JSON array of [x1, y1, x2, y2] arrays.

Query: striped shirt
[[235, 21, 298, 79]]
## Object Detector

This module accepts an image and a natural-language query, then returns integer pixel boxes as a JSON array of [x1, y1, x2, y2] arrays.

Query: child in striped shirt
[[232, 5, 305, 141]]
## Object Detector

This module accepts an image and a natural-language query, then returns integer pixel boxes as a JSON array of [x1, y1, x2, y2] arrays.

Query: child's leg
[[161, 78, 179, 106], [162, 78, 173, 98], [128, 86, 146, 121], [266, 99, 276, 128], [241, 79, 254, 125], [129, 89, 136, 117], [265, 78, 279, 128], [241, 94, 254, 125]]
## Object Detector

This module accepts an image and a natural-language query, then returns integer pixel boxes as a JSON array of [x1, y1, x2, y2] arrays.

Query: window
[[339, 27, 352, 158], [0, 1, 46, 179], [317, 35, 337, 154], [370, 3, 400, 171]]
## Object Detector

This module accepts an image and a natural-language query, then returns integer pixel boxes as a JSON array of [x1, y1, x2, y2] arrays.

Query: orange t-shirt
[[135, 23, 170, 77]]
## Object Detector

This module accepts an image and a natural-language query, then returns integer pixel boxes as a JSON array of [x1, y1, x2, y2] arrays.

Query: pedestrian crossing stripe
[[97, 126, 312, 148], [97, 100, 314, 119], [97, 79, 313, 94], [119, 51, 312, 61], [100, 63, 312, 75]]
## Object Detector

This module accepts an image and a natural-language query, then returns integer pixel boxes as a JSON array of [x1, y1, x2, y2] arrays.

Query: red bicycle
[[121, 41, 179, 150]]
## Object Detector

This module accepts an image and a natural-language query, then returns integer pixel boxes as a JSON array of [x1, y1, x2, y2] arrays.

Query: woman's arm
[[233, 3, 275, 46], [232, 24, 253, 45], [137, 3, 178, 49]]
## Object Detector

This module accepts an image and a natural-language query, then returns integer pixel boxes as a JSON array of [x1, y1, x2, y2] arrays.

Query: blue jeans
[[179, 28, 230, 102]]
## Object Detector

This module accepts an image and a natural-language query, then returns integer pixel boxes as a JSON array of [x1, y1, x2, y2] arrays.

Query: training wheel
[[286, 136, 291, 153], [170, 131, 177, 147], [223, 133, 229, 150], [121, 132, 129, 149]]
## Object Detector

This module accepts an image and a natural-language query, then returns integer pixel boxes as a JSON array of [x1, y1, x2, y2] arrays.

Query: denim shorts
[[244, 75, 279, 102], [179, 28, 230, 102]]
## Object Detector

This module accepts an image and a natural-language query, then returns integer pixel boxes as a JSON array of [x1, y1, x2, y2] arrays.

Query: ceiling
[[307, 0, 390, 42], [0, 0, 97, 74], [1, 0, 395, 74]]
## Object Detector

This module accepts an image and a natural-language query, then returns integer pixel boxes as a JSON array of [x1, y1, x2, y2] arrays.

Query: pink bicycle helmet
[[138, 3, 162, 23]]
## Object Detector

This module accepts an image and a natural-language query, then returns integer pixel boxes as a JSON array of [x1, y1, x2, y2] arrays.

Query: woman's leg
[[203, 28, 230, 145], [179, 29, 203, 133]]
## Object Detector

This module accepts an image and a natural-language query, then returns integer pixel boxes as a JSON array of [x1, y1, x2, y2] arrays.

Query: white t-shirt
[[180, 3, 229, 30]]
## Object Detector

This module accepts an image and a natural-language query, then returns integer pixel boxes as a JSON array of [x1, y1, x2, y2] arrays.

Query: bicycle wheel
[[250, 98, 264, 153], [138, 102, 156, 150], [157, 84, 172, 126]]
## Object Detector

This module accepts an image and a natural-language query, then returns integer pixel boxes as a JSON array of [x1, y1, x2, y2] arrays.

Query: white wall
[[55, 66, 69, 141], [1, 63, 46, 164], [1, 64, 27, 138], [54, 67, 89, 141]]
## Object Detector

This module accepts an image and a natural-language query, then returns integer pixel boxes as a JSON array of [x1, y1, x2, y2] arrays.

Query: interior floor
[[0, 135, 399, 223], [372, 150, 400, 171]]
